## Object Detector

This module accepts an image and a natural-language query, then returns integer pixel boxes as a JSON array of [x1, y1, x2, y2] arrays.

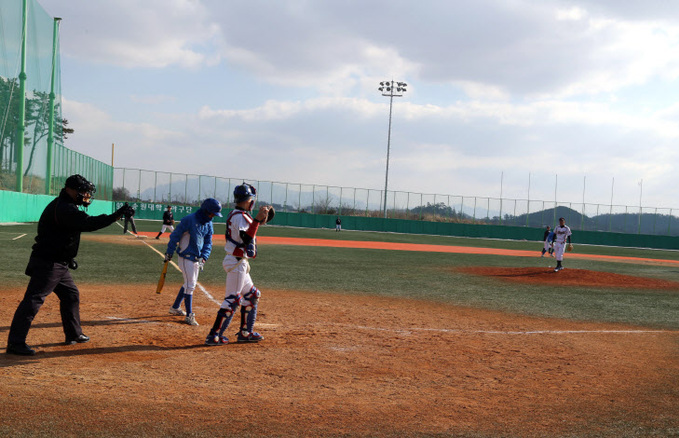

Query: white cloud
[[32, 0, 679, 210], [130, 94, 177, 105]]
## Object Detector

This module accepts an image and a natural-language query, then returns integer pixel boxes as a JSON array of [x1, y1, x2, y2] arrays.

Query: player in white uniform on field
[[205, 183, 270, 345], [552, 217, 572, 272]]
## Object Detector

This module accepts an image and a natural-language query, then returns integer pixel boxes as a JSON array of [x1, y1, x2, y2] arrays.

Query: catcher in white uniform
[[205, 183, 272, 345], [553, 217, 573, 272]]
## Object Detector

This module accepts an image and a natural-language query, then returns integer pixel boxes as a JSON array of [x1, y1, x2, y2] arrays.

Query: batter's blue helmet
[[200, 198, 223, 217], [234, 183, 257, 204]]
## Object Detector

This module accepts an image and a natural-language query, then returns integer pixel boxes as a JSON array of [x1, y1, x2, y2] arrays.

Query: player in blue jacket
[[541, 226, 555, 258], [164, 198, 222, 326]]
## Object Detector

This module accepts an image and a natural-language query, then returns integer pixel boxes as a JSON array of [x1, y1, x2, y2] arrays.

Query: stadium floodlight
[[378, 80, 407, 218]]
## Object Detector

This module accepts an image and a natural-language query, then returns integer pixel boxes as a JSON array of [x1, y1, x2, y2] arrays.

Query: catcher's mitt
[[566, 243, 573, 252], [265, 206, 275, 224]]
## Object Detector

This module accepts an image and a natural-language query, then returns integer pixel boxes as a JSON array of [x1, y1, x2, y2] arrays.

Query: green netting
[[1, 0, 58, 192], [0, 0, 112, 198]]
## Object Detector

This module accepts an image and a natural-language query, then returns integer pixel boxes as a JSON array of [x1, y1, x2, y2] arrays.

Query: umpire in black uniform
[[6, 174, 130, 356]]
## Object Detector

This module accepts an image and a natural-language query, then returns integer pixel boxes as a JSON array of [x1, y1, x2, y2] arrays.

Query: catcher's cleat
[[169, 306, 186, 316], [205, 333, 228, 346], [185, 313, 199, 326], [236, 331, 263, 343]]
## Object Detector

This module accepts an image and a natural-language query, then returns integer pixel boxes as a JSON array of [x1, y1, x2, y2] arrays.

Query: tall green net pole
[[46, 17, 61, 195], [16, 0, 28, 192]]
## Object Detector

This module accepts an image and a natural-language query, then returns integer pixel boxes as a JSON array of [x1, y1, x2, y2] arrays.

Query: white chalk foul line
[[117, 222, 222, 306], [105, 316, 158, 324], [335, 324, 674, 335], [12, 233, 27, 240]]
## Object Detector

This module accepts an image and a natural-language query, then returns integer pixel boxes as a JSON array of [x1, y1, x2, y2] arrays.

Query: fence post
[[653, 208, 657, 234], [669, 209, 673, 235], [472, 197, 477, 223], [137, 169, 141, 201], [154, 171, 157, 202], [448, 195, 451, 220], [366, 190, 369, 217], [169, 173, 172, 203], [339, 187, 343, 215], [284, 183, 288, 211], [407, 192, 410, 218], [312, 185, 315, 214]]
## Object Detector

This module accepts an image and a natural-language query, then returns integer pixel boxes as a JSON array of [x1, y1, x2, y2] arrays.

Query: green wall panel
[[0, 190, 113, 222], [5, 194, 679, 250]]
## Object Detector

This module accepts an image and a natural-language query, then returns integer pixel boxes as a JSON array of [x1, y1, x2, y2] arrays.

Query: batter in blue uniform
[[164, 198, 222, 326]]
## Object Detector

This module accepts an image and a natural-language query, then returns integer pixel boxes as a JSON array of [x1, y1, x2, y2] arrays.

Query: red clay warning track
[[134, 232, 679, 267]]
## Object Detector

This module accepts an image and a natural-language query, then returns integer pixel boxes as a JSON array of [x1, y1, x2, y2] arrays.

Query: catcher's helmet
[[65, 174, 96, 207], [200, 198, 223, 217], [234, 183, 257, 204]]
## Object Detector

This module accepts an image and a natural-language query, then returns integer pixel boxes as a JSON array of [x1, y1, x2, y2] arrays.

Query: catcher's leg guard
[[210, 294, 240, 337], [238, 287, 262, 342]]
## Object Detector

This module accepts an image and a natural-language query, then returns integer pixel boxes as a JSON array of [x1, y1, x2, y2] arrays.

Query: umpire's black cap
[[65, 174, 96, 194]]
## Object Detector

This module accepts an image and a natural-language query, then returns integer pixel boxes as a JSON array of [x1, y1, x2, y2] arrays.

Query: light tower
[[378, 80, 407, 218]]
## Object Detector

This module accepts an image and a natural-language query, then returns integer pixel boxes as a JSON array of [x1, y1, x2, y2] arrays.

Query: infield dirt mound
[[1, 285, 677, 437], [458, 266, 679, 290]]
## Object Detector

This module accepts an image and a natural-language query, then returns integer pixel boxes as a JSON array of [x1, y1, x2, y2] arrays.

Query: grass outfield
[[2, 219, 678, 329]]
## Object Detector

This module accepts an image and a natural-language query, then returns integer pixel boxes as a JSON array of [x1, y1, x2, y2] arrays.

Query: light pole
[[378, 80, 407, 218]]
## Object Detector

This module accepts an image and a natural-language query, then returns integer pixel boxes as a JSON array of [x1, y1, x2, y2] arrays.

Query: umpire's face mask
[[79, 191, 93, 207]]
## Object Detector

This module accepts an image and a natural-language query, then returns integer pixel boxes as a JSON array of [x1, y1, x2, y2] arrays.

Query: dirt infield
[[459, 266, 679, 290], [1, 284, 678, 437], [2, 234, 678, 436]]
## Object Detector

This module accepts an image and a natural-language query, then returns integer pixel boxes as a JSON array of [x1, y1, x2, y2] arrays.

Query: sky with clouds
[[37, 0, 679, 210]]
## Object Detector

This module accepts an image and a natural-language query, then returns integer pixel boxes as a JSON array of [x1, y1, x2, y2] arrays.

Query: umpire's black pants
[[8, 257, 83, 345]]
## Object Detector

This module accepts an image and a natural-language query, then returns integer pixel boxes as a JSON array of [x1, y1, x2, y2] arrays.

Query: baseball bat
[[156, 261, 169, 294]]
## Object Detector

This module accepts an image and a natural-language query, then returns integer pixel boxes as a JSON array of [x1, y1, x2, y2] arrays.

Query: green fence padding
[[6, 195, 679, 250], [0, 190, 114, 222]]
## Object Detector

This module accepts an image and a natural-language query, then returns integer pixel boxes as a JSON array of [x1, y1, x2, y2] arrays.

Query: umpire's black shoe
[[6, 343, 36, 356], [65, 334, 90, 345]]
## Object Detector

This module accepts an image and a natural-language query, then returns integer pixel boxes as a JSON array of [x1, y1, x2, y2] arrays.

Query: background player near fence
[[155, 205, 174, 239], [336, 216, 342, 232], [206, 183, 271, 345], [541, 225, 555, 257], [164, 198, 222, 326], [553, 217, 573, 272], [122, 204, 137, 235]]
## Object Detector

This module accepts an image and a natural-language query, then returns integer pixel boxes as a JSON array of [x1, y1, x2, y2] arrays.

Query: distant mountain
[[501, 206, 679, 236]]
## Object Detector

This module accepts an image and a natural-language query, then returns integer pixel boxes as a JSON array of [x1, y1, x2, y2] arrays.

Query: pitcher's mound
[[459, 266, 679, 290]]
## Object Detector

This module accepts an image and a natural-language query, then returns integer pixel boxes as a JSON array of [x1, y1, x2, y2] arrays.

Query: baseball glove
[[566, 243, 573, 252], [265, 206, 275, 224]]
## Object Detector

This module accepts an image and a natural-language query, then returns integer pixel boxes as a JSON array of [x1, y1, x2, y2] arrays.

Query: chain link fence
[[114, 167, 679, 236]]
